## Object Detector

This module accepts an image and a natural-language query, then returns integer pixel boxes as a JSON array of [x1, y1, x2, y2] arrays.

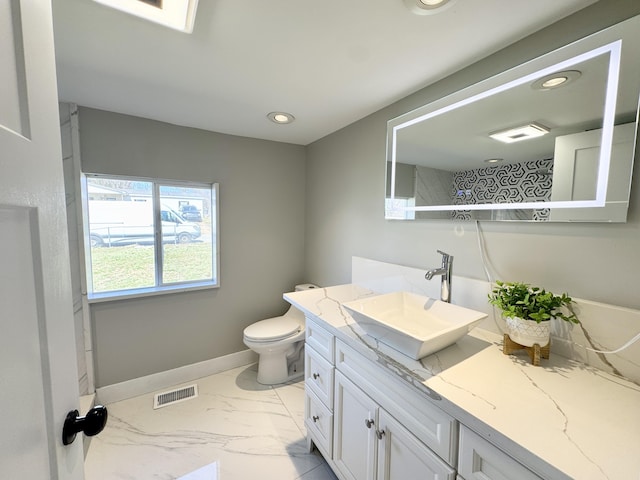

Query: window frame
[[81, 173, 220, 302]]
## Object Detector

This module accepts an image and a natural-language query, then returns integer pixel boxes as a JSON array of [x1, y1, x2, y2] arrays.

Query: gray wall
[[79, 1, 640, 388], [78, 108, 306, 387], [304, 1, 640, 310]]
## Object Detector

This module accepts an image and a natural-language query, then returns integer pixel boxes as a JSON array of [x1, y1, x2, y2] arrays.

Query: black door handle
[[62, 405, 108, 446]]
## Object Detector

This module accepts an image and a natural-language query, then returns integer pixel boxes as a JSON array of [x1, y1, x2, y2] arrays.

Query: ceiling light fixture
[[403, 0, 457, 15], [484, 158, 504, 165], [92, 0, 199, 33], [531, 70, 581, 91], [267, 112, 295, 124], [489, 123, 549, 144]]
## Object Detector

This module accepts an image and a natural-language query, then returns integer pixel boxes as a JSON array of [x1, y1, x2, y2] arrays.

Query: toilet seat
[[244, 317, 302, 343]]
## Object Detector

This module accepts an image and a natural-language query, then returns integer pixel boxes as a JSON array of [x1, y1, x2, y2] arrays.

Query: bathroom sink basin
[[342, 292, 487, 360]]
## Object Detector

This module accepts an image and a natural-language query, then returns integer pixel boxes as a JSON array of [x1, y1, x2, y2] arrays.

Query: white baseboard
[[96, 349, 258, 405]]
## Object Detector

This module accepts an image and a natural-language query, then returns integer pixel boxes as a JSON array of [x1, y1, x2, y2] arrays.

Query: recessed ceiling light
[[489, 123, 549, 144], [403, 0, 456, 15], [542, 77, 568, 88], [484, 158, 504, 164], [267, 112, 295, 124], [531, 70, 581, 91]]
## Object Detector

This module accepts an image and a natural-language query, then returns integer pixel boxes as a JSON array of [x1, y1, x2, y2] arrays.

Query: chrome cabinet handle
[[376, 429, 385, 440], [312, 415, 319, 423], [364, 419, 374, 429]]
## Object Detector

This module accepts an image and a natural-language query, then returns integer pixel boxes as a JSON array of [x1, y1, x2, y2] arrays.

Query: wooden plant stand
[[503, 334, 550, 366]]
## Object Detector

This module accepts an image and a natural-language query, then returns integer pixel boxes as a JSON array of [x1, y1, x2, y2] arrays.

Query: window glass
[[159, 184, 213, 285], [84, 175, 218, 299]]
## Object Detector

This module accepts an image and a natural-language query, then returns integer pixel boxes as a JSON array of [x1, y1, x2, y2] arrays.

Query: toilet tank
[[285, 284, 319, 318]]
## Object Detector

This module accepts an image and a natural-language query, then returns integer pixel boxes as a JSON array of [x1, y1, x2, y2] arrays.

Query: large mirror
[[386, 15, 640, 222]]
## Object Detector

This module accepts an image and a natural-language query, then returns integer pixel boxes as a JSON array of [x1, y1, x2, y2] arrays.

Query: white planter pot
[[505, 316, 550, 347]]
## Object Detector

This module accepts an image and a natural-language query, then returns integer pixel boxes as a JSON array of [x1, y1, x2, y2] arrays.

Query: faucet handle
[[437, 250, 453, 270]]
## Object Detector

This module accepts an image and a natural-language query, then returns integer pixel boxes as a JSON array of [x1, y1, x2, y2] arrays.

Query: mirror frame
[[385, 15, 639, 221]]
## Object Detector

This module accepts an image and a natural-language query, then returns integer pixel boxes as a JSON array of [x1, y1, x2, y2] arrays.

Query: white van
[[88, 201, 201, 247]]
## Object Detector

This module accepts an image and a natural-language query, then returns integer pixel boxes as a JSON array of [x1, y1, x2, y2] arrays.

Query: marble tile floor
[[84, 364, 338, 480]]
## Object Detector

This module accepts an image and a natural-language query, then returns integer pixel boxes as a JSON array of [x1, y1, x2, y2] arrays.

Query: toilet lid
[[244, 317, 302, 342]]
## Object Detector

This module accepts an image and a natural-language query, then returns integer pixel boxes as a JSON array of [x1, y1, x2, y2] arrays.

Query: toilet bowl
[[243, 284, 318, 385]]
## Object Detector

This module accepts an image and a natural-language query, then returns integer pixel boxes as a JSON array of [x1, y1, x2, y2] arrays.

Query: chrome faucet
[[425, 250, 453, 303]]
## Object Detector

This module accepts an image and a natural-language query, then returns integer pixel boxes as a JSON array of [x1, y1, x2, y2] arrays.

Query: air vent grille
[[153, 384, 198, 409]]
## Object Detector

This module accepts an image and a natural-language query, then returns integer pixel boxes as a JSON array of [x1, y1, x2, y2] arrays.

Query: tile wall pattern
[[413, 159, 553, 221], [60, 102, 93, 396]]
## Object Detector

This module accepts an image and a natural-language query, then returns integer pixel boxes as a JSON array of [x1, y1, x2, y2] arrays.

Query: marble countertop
[[285, 284, 640, 480]]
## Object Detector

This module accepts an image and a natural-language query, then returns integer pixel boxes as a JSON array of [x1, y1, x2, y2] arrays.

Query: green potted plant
[[488, 280, 578, 347]]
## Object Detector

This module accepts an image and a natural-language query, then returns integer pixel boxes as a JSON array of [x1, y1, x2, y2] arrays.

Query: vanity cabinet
[[303, 316, 543, 480], [286, 279, 640, 479], [334, 339, 457, 465], [334, 371, 455, 480], [304, 318, 336, 459], [304, 317, 457, 480]]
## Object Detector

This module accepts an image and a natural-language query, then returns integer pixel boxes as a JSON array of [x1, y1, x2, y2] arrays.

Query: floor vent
[[153, 384, 198, 409]]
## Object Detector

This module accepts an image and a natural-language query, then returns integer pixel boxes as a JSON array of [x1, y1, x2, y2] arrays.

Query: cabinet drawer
[[458, 426, 542, 480], [305, 346, 335, 408], [335, 339, 457, 466], [305, 318, 335, 362], [305, 388, 333, 455]]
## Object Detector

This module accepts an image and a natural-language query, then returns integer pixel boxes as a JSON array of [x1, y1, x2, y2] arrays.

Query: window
[[82, 174, 219, 301], [385, 197, 416, 220]]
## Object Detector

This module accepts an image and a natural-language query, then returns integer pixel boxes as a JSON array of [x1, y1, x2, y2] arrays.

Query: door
[[376, 410, 455, 480], [549, 123, 636, 222], [0, 1, 84, 479], [333, 372, 377, 480]]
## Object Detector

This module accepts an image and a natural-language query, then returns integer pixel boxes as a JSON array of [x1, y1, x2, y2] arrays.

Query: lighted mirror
[[386, 15, 640, 222]]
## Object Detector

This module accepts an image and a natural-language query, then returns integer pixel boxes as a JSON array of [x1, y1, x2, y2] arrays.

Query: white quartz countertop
[[284, 284, 640, 480]]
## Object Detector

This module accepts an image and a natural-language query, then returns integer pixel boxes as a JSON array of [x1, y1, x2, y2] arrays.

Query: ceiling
[[51, 0, 598, 146], [397, 53, 611, 171]]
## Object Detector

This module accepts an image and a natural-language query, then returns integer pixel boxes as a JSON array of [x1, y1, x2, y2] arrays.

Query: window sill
[[87, 281, 219, 303]]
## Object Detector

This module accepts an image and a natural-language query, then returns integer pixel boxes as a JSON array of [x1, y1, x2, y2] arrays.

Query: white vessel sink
[[342, 292, 487, 360]]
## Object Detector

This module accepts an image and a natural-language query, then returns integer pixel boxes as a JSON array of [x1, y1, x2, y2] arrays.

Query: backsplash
[[351, 256, 640, 385]]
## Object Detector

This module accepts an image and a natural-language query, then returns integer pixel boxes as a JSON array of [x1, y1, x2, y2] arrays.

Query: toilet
[[243, 284, 318, 385]]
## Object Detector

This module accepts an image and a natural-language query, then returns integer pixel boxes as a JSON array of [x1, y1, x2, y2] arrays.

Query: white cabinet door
[[376, 410, 455, 480], [335, 371, 456, 480], [549, 123, 636, 221], [334, 372, 377, 480], [0, 1, 83, 479], [458, 426, 542, 480]]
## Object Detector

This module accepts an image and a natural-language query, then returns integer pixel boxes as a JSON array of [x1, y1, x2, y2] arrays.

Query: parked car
[[179, 204, 203, 222]]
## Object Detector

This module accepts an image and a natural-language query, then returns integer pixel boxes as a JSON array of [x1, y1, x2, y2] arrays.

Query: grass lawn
[[91, 243, 213, 292]]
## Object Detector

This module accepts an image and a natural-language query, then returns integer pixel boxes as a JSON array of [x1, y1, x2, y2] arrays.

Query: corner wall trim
[[96, 349, 258, 405]]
